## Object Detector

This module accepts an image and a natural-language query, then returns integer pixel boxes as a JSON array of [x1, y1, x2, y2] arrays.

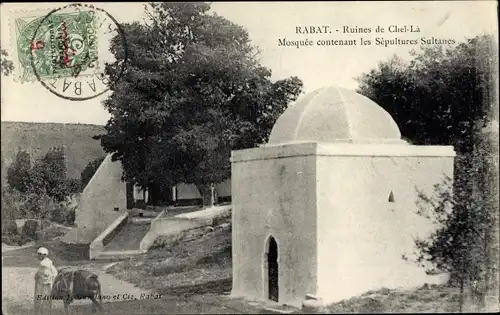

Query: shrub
[[65, 208, 76, 225], [1, 222, 32, 246], [6, 150, 31, 193], [1, 219, 22, 246], [22, 219, 39, 240], [2, 234, 19, 246], [1, 187, 22, 224], [16, 234, 33, 246], [2, 219, 18, 236], [51, 204, 65, 224]]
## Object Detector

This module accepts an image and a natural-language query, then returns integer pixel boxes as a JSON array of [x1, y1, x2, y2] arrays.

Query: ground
[[3, 221, 465, 314], [1, 227, 268, 315], [108, 225, 233, 297], [106, 222, 464, 313], [323, 285, 461, 313]]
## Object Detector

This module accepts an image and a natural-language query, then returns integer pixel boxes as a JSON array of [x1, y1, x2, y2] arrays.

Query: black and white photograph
[[1, 1, 498, 314]]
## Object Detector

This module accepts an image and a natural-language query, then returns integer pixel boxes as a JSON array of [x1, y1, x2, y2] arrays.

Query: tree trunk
[[459, 277, 465, 313], [198, 183, 216, 208]]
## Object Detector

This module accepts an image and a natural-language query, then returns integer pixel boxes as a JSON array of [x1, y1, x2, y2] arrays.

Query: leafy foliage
[[357, 36, 495, 152], [412, 168, 490, 285], [80, 156, 106, 189], [3, 147, 80, 230], [7, 150, 31, 193], [358, 35, 498, 310], [97, 2, 303, 204], [1, 187, 22, 222], [29, 147, 68, 201]]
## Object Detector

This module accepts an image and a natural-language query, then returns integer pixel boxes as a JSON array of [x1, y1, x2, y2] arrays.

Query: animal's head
[[82, 272, 101, 291]]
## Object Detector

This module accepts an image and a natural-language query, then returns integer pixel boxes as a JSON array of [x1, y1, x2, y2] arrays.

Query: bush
[[1, 219, 21, 246], [22, 219, 39, 240], [2, 219, 18, 236], [1, 221, 32, 246], [65, 208, 76, 225], [2, 234, 19, 246], [16, 234, 33, 245], [51, 204, 65, 224]]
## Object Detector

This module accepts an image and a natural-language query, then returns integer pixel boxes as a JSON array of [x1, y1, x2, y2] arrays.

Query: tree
[[411, 166, 489, 312], [97, 2, 303, 206], [29, 147, 71, 202], [80, 156, 106, 190], [357, 35, 498, 311], [7, 150, 31, 193], [1, 187, 23, 223]]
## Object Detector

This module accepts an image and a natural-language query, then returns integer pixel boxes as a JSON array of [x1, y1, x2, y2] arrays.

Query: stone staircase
[[103, 223, 150, 251], [91, 206, 230, 260], [92, 208, 159, 260]]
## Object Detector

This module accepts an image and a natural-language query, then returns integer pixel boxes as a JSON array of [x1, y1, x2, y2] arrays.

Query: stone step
[[94, 249, 147, 260], [262, 308, 297, 314], [129, 217, 155, 224], [103, 223, 150, 252], [245, 300, 299, 314], [128, 208, 162, 217]]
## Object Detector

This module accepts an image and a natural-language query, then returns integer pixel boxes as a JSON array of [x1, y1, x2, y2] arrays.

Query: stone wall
[[62, 154, 127, 244]]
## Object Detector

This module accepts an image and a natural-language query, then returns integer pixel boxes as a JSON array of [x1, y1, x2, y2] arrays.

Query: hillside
[[1, 121, 107, 180]]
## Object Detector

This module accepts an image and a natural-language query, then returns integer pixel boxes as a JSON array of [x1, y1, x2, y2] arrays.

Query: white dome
[[268, 86, 405, 145]]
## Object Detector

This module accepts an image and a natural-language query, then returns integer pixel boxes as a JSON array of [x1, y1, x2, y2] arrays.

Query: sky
[[1, 1, 498, 125]]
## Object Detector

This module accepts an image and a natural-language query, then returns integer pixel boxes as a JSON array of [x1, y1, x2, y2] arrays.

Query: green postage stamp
[[7, 3, 126, 100], [12, 8, 99, 82]]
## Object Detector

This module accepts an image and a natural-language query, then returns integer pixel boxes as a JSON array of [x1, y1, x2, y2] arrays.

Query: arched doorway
[[267, 236, 279, 302]]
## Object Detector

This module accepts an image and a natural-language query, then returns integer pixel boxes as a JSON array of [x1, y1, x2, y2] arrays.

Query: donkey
[[51, 267, 104, 314]]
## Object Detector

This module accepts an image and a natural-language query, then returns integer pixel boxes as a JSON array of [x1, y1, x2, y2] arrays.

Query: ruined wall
[[62, 154, 127, 244]]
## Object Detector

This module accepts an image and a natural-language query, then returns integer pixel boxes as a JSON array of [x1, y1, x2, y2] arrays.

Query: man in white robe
[[34, 247, 58, 315]]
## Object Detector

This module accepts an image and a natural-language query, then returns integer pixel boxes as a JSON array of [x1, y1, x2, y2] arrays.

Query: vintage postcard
[[1, 1, 498, 314]]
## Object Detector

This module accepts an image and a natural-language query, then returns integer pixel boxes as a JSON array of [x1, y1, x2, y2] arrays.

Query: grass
[[108, 217, 464, 313], [321, 284, 461, 313], [4, 218, 466, 314], [108, 221, 233, 298], [4, 295, 259, 315]]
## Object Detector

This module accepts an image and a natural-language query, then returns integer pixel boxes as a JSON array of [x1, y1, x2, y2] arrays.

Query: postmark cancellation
[[7, 3, 127, 100]]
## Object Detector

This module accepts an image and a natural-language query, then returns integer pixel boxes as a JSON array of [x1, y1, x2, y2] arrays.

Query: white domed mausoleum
[[268, 86, 404, 145], [230, 86, 456, 308]]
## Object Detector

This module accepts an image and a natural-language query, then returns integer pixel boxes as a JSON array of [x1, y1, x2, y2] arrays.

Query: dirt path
[[2, 265, 154, 314], [2, 264, 274, 315], [2, 236, 282, 315]]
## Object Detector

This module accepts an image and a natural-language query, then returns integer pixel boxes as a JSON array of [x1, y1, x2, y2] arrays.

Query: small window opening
[[388, 191, 395, 203]]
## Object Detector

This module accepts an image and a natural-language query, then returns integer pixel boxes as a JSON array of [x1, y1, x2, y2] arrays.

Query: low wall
[[89, 212, 128, 260], [175, 205, 231, 223], [139, 206, 232, 251], [140, 217, 203, 251]]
